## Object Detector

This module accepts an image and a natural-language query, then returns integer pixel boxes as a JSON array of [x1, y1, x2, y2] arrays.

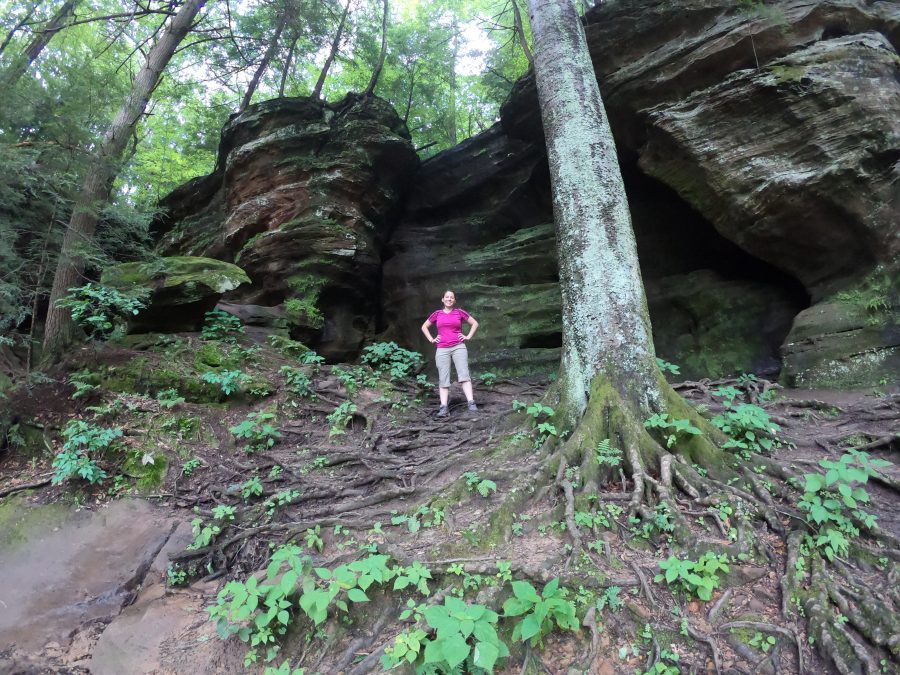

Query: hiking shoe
[[467, 400, 478, 412], [436, 405, 449, 418]]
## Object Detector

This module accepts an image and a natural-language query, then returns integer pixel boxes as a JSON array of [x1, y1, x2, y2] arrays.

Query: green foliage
[[641, 650, 680, 675], [230, 412, 281, 453], [201, 369, 251, 396], [643, 413, 701, 448], [479, 372, 497, 387], [267, 334, 311, 358], [512, 399, 558, 447], [361, 341, 423, 380], [279, 366, 315, 399], [656, 357, 681, 376], [712, 404, 782, 455], [57, 283, 146, 341], [630, 503, 675, 540], [156, 388, 185, 409], [596, 586, 623, 612], [797, 450, 890, 560], [69, 370, 99, 399], [181, 458, 203, 477], [748, 631, 777, 653], [189, 505, 235, 550], [241, 474, 264, 500], [418, 596, 509, 672], [52, 420, 122, 485], [595, 438, 622, 468], [209, 547, 395, 666], [463, 471, 497, 497], [201, 309, 244, 342], [392, 561, 433, 596], [654, 552, 730, 601], [391, 505, 445, 533], [502, 578, 579, 647], [298, 350, 325, 366], [327, 401, 357, 436]]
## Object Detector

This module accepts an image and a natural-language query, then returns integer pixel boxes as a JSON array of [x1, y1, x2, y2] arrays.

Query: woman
[[421, 290, 479, 417]]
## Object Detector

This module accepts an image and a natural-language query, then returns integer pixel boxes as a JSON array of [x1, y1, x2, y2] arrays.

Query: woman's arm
[[421, 319, 438, 344], [462, 316, 479, 340]]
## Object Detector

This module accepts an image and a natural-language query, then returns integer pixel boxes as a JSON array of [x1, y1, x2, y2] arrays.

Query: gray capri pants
[[435, 344, 470, 388]]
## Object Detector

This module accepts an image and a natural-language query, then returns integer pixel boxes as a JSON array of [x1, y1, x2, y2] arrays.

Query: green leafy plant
[[57, 283, 147, 341], [595, 438, 622, 468], [656, 357, 681, 376], [797, 450, 890, 560], [418, 596, 510, 672], [480, 372, 497, 387], [156, 388, 185, 409], [241, 474, 264, 500], [748, 631, 777, 653], [166, 564, 188, 586], [230, 412, 281, 453], [596, 586, 623, 612], [463, 471, 497, 497], [189, 506, 235, 550], [654, 552, 730, 601], [52, 420, 123, 485], [304, 525, 324, 552], [181, 458, 203, 476], [502, 578, 579, 647], [644, 413, 701, 448], [298, 350, 325, 366], [361, 341, 423, 380], [327, 401, 357, 437], [279, 366, 315, 398], [202, 369, 251, 396], [201, 309, 244, 342], [391, 505, 445, 533], [392, 560, 433, 596], [712, 404, 782, 455], [69, 370, 99, 399]]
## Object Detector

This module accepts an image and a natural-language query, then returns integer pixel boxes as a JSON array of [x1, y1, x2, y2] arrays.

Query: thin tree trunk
[[312, 0, 351, 100], [1, 0, 77, 89], [511, 0, 533, 66], [279, 35, 298, 97], [238, 9, 287, 112], [448, 15, 458, 145], [42, 0, 206, 362], [0, 0, 42, 57], [402, 62, 416, 123], [526, 0, 660, 423], [364, 0, 389, 97]]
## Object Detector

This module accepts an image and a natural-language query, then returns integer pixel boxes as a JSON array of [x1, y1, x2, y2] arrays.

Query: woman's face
[[442, 291, 456, 308]]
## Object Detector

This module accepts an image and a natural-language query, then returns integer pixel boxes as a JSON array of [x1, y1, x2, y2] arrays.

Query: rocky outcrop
[[156, 94, 418, 359], [156, 0, 899, 386], [781, 267, 900, 387], [102, 256, 250, 332], [639, 32, 900, 299]]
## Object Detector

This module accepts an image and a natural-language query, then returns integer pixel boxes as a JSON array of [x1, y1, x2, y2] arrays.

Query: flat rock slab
[[0, 496, 176, 654]]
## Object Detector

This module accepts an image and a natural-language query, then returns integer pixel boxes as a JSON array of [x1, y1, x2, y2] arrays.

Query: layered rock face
[[155, 95, 418, 359], [156, 0, 899, 386]]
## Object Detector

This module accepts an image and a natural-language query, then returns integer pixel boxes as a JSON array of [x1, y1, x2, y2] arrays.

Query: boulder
[[155, 94, 419, 359], [101, 256, 250, 332], [639, 32, 900, 298], [781, 268, 900, 388]]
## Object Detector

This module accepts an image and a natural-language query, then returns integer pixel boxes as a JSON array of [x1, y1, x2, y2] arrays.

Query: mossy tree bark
[[524, 3, 900, 672], [41, 0, 205, 362], [526, 0, 662, 431]]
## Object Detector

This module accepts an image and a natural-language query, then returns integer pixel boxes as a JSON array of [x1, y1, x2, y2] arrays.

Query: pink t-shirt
[[428, 308, 471, 348]]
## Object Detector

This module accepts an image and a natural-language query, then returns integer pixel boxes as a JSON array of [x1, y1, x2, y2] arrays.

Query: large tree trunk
[[526, 0, 661, 428], [363, 0, 389, 97], [238, 8, 287, 112], [312, 0, 351, 100], [1, 0, 77, 89], [41, 0, 206, 361]]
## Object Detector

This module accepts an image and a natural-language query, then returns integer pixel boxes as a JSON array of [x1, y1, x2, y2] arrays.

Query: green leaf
[[347, 588, 369, 603], [511, 580, 540, 603], [519, 615, 541, 642], [441, 634, 471, 669], [804, 474, 825, 493], [473, 641, 500, 672], [542, 577, 560, 599]]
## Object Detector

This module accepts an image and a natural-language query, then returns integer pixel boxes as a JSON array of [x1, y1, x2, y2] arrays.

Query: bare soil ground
[[1, 336, 897, 674]]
